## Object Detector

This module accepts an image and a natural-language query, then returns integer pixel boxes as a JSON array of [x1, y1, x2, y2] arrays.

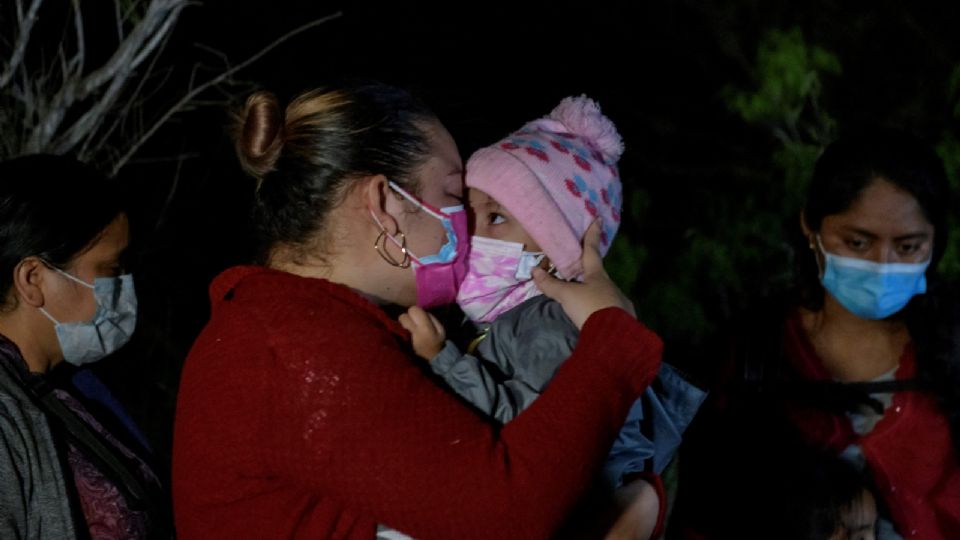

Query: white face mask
[[39, 265, 137, 365], [456, 236, 546, 323]]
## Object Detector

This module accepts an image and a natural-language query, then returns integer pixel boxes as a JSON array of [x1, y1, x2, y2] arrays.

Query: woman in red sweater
[[674, 131, 960, 539], [172, 82, 664, 539]]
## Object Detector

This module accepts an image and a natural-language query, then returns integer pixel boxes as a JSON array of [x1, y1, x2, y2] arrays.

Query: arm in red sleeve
[[268, 306, 662, 539]]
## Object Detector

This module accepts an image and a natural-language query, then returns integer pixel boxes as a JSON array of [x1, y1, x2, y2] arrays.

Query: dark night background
[[31, 0, 960, 494]]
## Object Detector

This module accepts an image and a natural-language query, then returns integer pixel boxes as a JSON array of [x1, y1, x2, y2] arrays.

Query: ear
[[799, 209, 815, 246], [363, 174, 401, 235], [12, 257, 48, 308]]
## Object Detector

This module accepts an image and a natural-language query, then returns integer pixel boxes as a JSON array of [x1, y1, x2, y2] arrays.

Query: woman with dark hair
[[0, 155, 168, 538], [674, 131, 960, 539], [171, 82, 663, 539]]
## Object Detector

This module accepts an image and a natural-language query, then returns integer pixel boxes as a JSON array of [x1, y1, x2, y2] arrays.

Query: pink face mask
[[456, 236, 546, 323], [376, 181, 470, 309]]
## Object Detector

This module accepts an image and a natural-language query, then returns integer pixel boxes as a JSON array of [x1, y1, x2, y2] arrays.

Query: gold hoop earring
[[375, 230, 411, 268]]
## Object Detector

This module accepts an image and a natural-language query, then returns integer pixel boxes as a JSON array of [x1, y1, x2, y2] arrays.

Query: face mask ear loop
[[546, 262, 567, 281], [813, 234, 827, 279], [41, 260, 95, 289], [515, 252, 546, 280], [369, 209, 414, 268], [387, 180, 448, 220], [38, 307, 60, 325], [36, 260, 93, 325]]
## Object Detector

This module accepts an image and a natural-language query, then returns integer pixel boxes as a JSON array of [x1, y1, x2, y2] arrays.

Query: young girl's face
[[829, 487, 877, 540], [467, 188, 542, 251]]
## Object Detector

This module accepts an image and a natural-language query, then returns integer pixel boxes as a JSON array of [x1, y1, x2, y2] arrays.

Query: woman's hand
[[533, 219, 636, 329]]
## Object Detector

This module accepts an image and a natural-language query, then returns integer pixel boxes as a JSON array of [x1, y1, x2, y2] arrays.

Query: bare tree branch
[[78, 0, 188, 101], [114, 0, 124, 42], [29, 0, 188, 151], [111, 11, 343, 175], [130, 3, 188, 68], [81, 31, 175, 159], [54, 1, 84, 86], [0, 0, 43, 88], [69, 0, 86, 79], [2, 1, 342, 176]]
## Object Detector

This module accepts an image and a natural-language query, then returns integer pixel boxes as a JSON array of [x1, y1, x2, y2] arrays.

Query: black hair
[[678, 401, 877, 540], [233, 81, 438, 265], [752, 445, 874, 540], [797, 129, 950, 310], [0, 154, 125, 310]]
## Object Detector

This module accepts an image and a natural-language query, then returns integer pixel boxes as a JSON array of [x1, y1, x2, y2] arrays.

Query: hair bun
[[235, 91, 284, 179], [547, 95, 624, 162]]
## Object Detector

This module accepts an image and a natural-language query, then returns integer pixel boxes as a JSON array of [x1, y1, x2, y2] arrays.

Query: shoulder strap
[[25, 375, 170, 538], [736, 306, 921, 414], [465, 328, 490, 356], [778, 378, 923, 414]]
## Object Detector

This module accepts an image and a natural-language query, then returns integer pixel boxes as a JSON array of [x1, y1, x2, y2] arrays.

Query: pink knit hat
[[465, 95, 624, 278]]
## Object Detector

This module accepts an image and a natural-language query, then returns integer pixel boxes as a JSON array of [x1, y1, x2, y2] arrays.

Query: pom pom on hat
[[465, 95, 625, 279], [547, 95, 624, 162]]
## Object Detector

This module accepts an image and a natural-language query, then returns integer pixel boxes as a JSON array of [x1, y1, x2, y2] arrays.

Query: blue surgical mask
[[386, 181, 465, 265], [39, 266, 138, 365], [371, 181, 469, 308], [817, 236, 930, 320]]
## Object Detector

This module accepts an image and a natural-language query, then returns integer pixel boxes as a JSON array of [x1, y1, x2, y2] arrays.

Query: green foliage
[[608, 189, 651, 299], [939, 226, 960, 280], [632, 24, 960, 355], [630, 27, 842, 349], [719, 27, 841, 287], [935, 83, 960, 281], [948, 64, 960, 120], [641, 282, 708, 345], [607, 234, 646, 301], [727, 27, 839, 206], [119, 0, 145, 25], [727, 27, 840, 144], [720, 24, 959, 309], [772, 141, 823, 219]]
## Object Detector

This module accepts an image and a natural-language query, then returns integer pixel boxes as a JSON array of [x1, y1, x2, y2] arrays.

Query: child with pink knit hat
[[398, 96, 706, 538]]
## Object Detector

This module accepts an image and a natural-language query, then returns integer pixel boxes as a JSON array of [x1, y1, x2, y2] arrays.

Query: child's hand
[[534, 219, 636, 329], [398, 306, 446, 361]]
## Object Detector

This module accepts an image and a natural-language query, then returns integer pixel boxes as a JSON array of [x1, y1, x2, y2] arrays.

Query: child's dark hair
[[728, 435, 874, 540], [762, 447, 873, 539]]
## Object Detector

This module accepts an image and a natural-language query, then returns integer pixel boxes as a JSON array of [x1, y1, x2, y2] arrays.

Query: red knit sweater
[[784, 315, 960, 539], [172, 266, 662, 539]]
